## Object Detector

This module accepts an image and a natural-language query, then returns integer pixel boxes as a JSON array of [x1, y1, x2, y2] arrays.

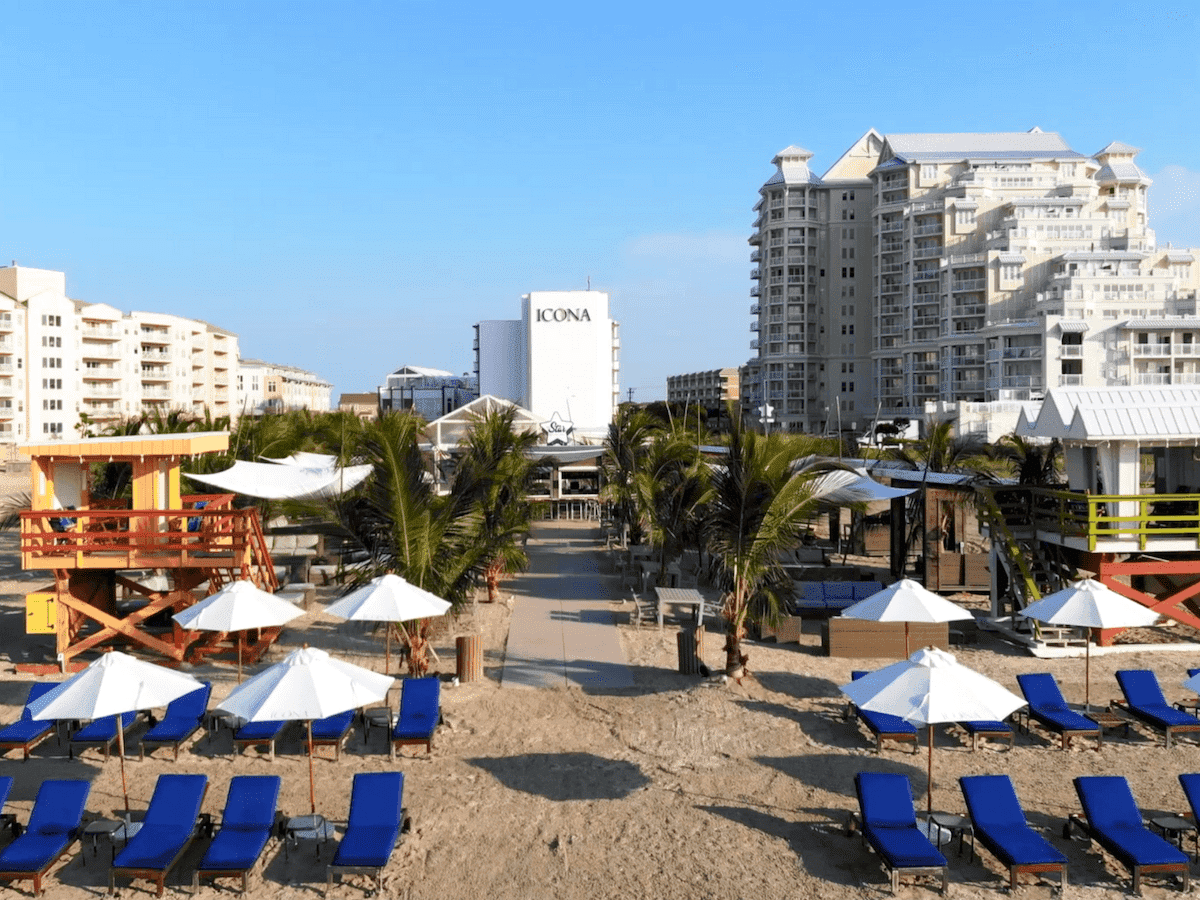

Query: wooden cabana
[[19, 432, 278, 670]]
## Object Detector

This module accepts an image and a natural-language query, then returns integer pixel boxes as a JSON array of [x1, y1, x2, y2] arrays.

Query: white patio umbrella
[[841, 648, 1025, 815], [840, 578, 974, 657], [172, 580, 304, 682], [27, 651, 205, 811], [325, 574, 451, 673], [1019, 578, 1160, 709], [215, 646, 393, 814]]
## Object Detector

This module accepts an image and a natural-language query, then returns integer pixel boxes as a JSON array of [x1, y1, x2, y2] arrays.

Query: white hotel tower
[[475, 290, 620, 442], [745, 130, 1200, 435]]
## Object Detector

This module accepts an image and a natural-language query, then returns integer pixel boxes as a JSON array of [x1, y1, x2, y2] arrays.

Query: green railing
[[1025, 488, 1200, 551]]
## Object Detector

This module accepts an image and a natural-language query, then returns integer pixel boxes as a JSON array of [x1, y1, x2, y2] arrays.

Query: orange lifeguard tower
[[18, 432, 278, 670]]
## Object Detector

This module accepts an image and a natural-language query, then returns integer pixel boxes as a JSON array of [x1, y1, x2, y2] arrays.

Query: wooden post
[[676, 625, 704, 675], [456, 634, 483, 682]]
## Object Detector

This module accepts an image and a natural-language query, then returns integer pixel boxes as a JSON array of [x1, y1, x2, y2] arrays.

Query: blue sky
[[2, 2, 1198, 401]]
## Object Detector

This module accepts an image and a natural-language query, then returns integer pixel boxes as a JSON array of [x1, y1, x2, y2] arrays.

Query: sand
[[0, 518, 1197, 899]]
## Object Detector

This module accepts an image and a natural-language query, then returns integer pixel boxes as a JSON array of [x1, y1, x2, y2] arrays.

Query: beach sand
[[0, 518, 1196, 899]]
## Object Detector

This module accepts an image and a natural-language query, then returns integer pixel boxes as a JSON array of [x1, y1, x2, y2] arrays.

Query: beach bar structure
[[1001, 386, 1200, 639], [18, 432, 278, 669]]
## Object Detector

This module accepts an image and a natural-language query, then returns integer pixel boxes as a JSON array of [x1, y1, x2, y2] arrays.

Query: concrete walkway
[[501, 520, 634, 690]]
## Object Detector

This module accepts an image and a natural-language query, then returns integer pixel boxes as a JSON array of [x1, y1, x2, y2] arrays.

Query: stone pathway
[[500, 520, 634, 690]]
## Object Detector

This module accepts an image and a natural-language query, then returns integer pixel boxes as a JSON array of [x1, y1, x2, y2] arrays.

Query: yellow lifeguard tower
[[18, 432, 278, 670]]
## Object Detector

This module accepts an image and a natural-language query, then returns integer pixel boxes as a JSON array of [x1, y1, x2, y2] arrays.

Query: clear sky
[[2, 2, 1197, 402]]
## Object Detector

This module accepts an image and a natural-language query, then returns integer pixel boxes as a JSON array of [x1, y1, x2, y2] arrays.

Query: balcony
[[1000, 376, 1044, 390], [750, 286, 760, 297], [82, 384, 122, 398], [950, 304, 985, 317], [1058, 375, 1085, 386], [750, 339, 760, 350], [914, 271, 940, 282], [1059, 345, 1083, 358], [951, 279, 986, 292], [83, 324, 122, 340], [879, 221, 905, 234], [750, 269, 760, 280], [749, 303, 760, 315], [1132, 344, 1171, 357], [914, 223, 943, 236], [1134, 373, 1172, 385], [913, 246, 943, 260]]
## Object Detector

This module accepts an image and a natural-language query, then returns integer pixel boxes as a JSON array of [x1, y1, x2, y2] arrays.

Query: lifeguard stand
[[986, 386, 1200, 643], [18, 432, 278, 670]]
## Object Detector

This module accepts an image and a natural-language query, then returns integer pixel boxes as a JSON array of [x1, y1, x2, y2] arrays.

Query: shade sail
[[808, 469, 915, 504], [186, 460, 372, 500]]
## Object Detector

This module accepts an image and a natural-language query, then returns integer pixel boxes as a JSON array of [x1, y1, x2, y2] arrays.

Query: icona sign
[[535, 308, 592, 323]]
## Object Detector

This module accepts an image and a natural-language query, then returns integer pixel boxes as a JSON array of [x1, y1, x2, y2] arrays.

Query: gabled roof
[[1095, 160, 1151, 185], [877, 130, 1079, 165], [1094, 141, 1141, 156], [1018, 386, 1200, 441]]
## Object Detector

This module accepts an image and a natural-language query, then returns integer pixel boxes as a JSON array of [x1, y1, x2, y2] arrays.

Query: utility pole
[[627, 387, 635, 403]]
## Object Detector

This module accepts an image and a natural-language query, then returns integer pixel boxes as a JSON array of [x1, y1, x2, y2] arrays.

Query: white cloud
[[1150, 165, 1200, 248], [622, 231, 747, 265]]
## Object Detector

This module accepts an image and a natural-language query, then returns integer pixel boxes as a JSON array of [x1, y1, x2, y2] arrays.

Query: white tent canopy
[[187, 459, 372, 501]]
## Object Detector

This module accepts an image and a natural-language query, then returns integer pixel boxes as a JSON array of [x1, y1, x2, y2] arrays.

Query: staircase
[[978, 486, 1079, 639]]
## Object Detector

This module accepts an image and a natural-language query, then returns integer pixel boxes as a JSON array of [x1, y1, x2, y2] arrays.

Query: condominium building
[[237, 359, 332, 416], [0, 265, 240, 444], [665, 367, 741, 411], [377, 365, 478, 421], [745, 130, 1200, 434]]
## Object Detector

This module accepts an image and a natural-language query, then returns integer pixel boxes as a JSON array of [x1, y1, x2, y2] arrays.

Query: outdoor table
[[926, 812, 974, 859], [284, 814, 336, 859], [1149, 814, 1197, 858], [1089, 709, 1132, 740], [655, 587, 706, 629], [83, 817, 142, 862]]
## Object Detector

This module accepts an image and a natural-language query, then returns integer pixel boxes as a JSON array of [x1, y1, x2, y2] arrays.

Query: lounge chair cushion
[[1116, 669, 1200, 729], [0, 683, 58, 746], [198, 775, 280, 873], [311, 710, 354, 742], [0, 779, 90, 872], [235, 720, 286, 741], [72, 710, 137, 743], [960, 775, 1065, 868], [962, 720, 1011, 734], [1016, 673, 1099, 733], [142, 682, 211, 744], [393, 679, 439, 742], [850, 672, 917, 739], [332, 772, 404, 868], [1075, 775, 1188, 868], [114, 774, 207, 870], [855, 772, 946, 869]]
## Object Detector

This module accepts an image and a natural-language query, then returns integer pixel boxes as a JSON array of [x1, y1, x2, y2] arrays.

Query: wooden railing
[[20, 502, 277, 587], [1020, 488, 1200, 551]]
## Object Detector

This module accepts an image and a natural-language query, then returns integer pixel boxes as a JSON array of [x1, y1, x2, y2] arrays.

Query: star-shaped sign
[[541, 412, 575, 446]]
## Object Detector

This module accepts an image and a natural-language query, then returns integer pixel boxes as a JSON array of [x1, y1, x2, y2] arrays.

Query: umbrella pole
[[386, 624, 391, 674], [926, 725, 934, 817], [905, 623, 911, 659], [1085, 637, 1091, 711], [117, 714, 129, 813], [238, 633, 244, 684], [308, 720, 316, 815]]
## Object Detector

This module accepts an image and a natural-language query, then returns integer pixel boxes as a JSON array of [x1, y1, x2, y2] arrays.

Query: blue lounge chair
[[0, 777, 14, 838], [1015, 672, 1101, 750], [959, 774, 1067, 890], [194, 775, 281, 893], [1175, 773, 1200, 860], [853, 772, 947, 894], [69, 709, 137, 760], [1114, 669, 1200, 748], [0, 683, 59, 760], [0, 779, 90, 896], [1071, 775, 1189, 894], [233, 719, 288, 759], [110, 773, 208, 897], [847, 671, 918, 754], [958, 719, 1014, 751], [390, 678, 440, 758], [310, 710, 355, 761], [326, 772, 407, 896], [139, 682, 212, 761]]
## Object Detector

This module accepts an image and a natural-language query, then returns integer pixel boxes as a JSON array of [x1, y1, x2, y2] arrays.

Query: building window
[[921, 164, 937, 181]]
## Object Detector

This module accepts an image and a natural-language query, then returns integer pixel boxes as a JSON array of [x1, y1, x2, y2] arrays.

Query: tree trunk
[[723, 586, 749, 678], [485, 560, 503, 602]]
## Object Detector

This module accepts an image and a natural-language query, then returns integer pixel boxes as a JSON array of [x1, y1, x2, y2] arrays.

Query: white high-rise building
[[475, 290, 620, 442], [745, 130, 1200, 435], [0, 264, 241, 444]]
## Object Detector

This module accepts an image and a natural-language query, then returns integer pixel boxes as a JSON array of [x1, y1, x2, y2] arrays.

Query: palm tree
[[633, 426, 710, 584], [887, 420, 996, 475], [994, 433, 1064, 486], [601, 405, 661, 545], [452, 407, 538, 601], [705, 422, 843, 678]]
